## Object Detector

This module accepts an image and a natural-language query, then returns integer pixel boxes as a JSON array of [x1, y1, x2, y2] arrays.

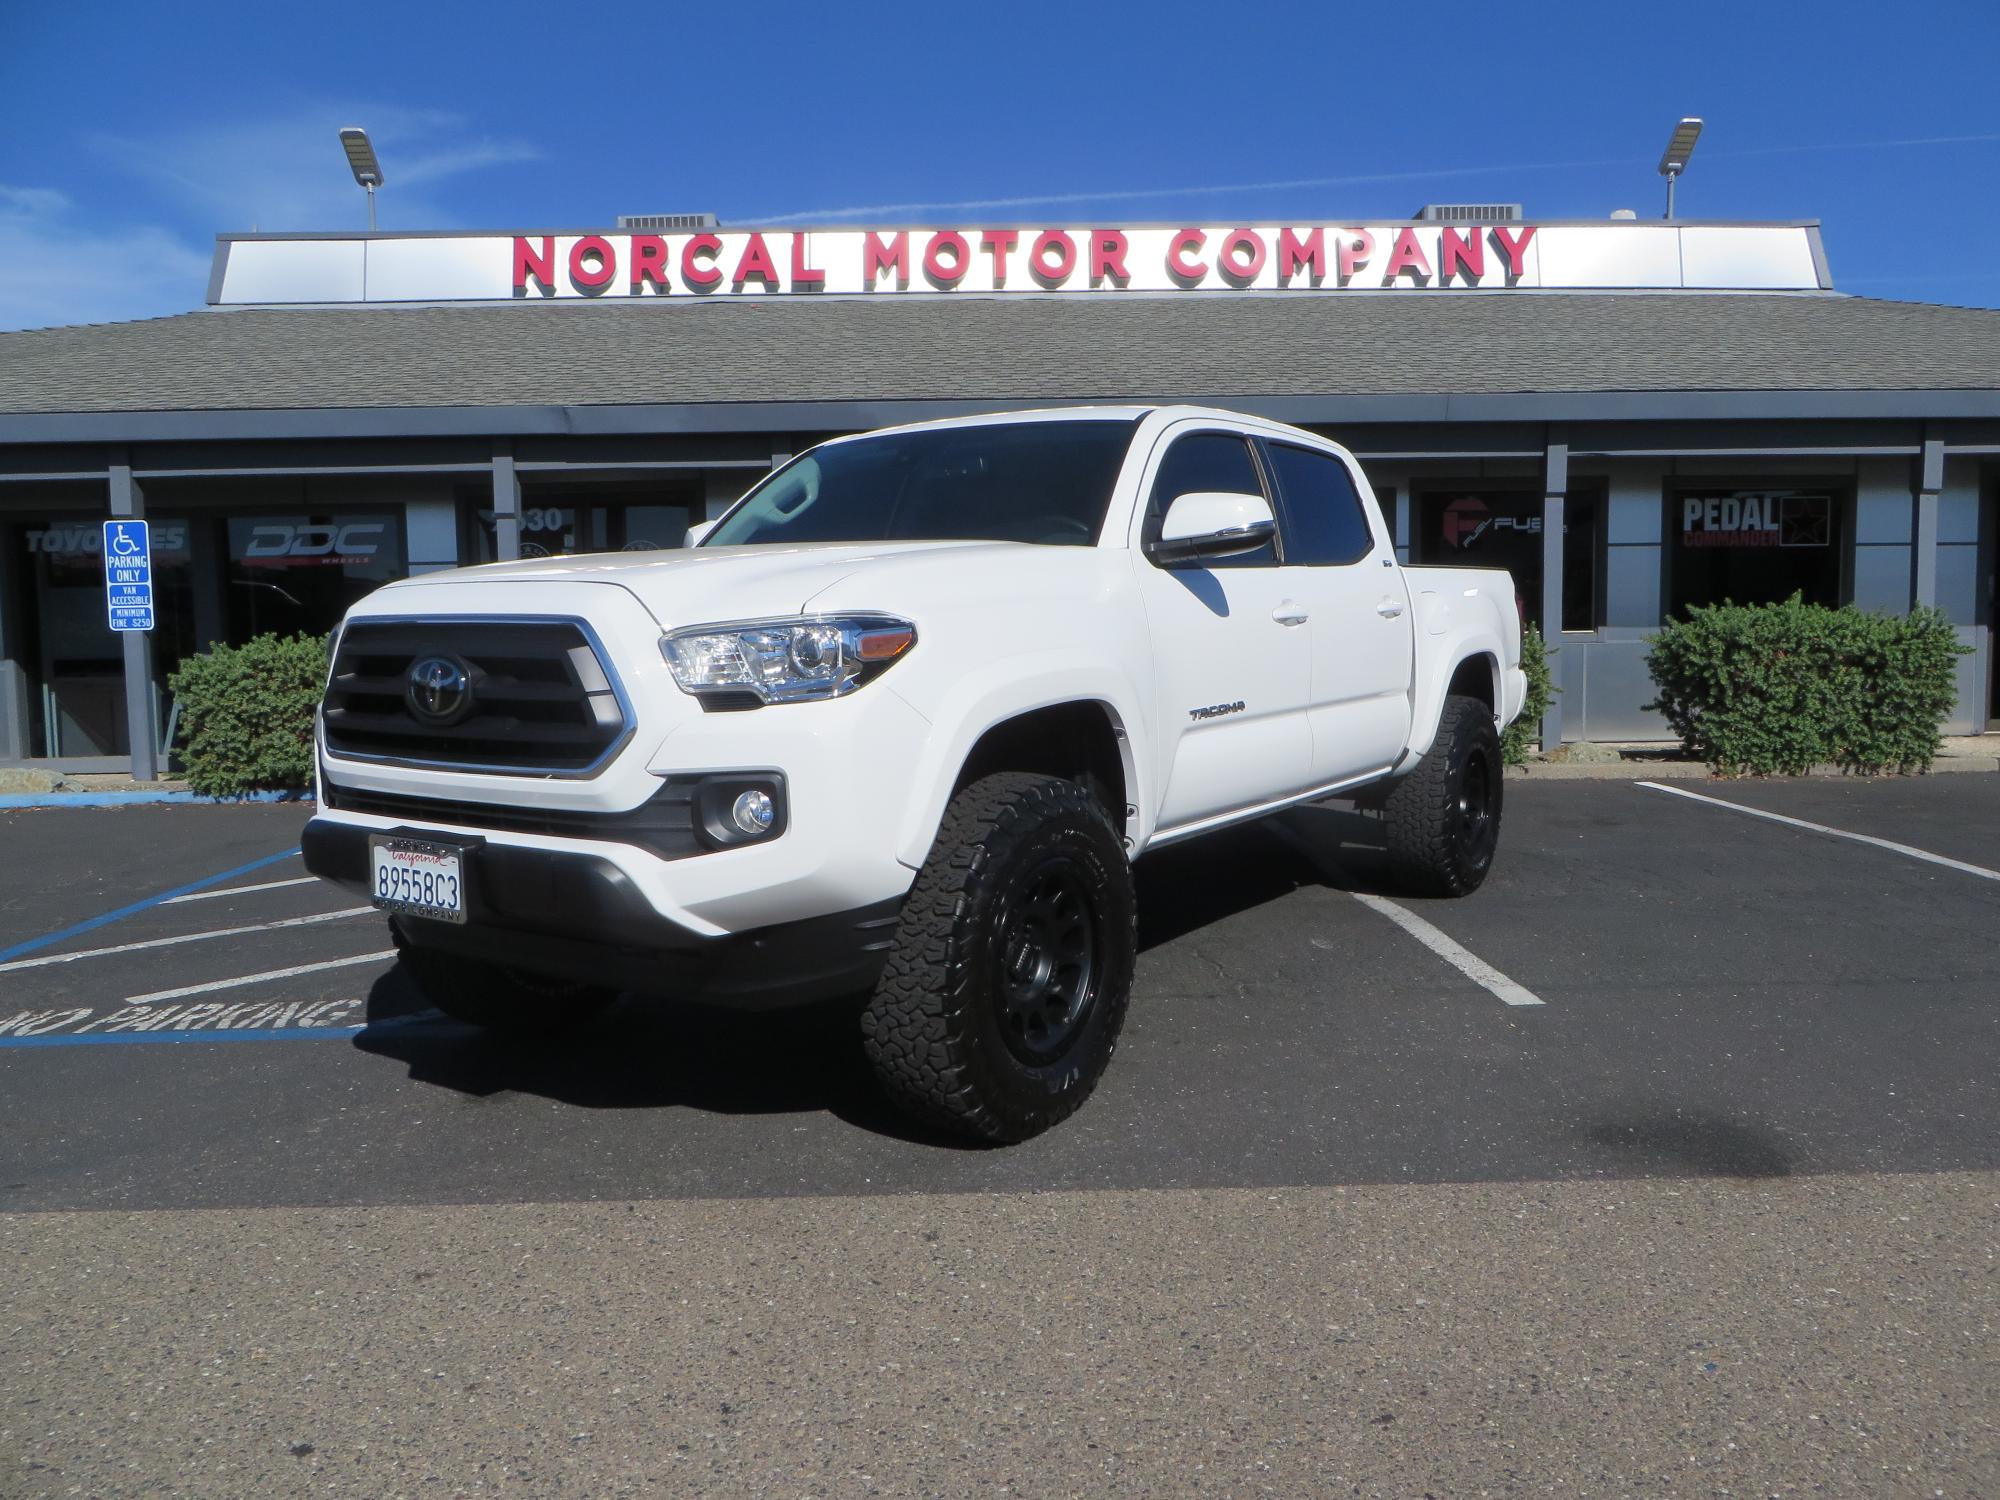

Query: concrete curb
[[1511, 753, 2000, 781], [0, 790, 314, 810], [1510, 760, 1707, 780]]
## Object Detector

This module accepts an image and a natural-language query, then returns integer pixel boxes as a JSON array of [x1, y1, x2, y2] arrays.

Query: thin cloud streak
[[397, 140, 546, 188], [755, 156, 1636, 223], [90, 104, 543, 232], [0, 185, 210, 331], [759, 131, 2000, 223], [1711, 131, 2000, 158]]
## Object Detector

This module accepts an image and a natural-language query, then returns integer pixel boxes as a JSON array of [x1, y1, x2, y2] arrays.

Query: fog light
[[731, 788, 776, 837]]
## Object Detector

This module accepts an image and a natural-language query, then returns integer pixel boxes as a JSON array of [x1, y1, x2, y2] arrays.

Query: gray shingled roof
[[1, 292, 1997, 416]]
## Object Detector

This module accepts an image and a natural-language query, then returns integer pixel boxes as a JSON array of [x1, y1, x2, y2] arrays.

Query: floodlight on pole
[[1657, 116, 1703, 220], [339, 127, 383, 231]]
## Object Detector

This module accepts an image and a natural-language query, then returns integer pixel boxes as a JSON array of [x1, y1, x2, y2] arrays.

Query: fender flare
[[891, 656, 1147, 869], [1404, 588, 1509, 764]]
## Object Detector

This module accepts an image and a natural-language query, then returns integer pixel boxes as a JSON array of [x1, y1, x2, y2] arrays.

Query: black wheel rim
[[1457, 748, 1497, 858], [993, 857, 1102, 1065]]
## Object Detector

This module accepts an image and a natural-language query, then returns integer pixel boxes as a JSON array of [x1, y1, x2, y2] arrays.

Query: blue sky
[[2, 0, 1997, 329]]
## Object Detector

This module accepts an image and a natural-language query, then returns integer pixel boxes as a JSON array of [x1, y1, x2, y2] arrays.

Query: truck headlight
[[660, 614, 917, 705]]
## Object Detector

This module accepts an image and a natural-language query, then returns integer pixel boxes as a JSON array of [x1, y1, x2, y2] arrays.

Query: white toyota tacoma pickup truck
[[304, 406, 1525, 1140]]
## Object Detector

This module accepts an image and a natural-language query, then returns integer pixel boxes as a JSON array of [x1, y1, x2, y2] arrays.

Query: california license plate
[[369, 837, 467, 924]]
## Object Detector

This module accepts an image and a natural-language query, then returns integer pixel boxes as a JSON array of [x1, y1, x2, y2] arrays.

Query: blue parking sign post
[[103, 519, 155, 631], [103, 515, 161, 780]]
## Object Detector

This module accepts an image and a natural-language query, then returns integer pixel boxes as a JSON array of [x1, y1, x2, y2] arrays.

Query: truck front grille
[[322, 618, 632, 775]]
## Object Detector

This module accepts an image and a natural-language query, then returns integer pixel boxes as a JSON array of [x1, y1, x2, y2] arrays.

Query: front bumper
[[302, 818, 901, 1008]]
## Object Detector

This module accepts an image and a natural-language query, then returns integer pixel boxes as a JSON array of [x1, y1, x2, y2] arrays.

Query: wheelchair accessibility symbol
[[109, 524, 144, 557]]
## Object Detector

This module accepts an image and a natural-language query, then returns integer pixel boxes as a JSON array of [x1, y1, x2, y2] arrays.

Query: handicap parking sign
[[103, 519, 154, 632]]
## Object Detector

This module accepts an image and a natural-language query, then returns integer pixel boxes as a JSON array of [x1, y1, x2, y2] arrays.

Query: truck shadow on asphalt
[[350, 804, 1392, 1147]]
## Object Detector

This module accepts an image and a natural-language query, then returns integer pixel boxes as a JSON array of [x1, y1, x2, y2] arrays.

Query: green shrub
[[1501, 623, 1554, 766], [1644, 595, 1965, 776], [168, 632, 330, 797]]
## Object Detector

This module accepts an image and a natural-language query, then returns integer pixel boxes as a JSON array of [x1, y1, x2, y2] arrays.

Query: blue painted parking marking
[[0, 847, 304, 965]]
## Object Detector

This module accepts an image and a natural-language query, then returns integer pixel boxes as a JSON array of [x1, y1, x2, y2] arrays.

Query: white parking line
[[1349, 892, 1546, 1006], [1636, 781, 2000, 883], [162, 876, 319, 904], [0, 908, 375, 974], [128, 950, 398, 1004]]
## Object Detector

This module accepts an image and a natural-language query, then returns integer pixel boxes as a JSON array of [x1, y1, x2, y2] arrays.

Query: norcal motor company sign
[[210, 222, 1827, 304], [510, 224, 1541, 295]]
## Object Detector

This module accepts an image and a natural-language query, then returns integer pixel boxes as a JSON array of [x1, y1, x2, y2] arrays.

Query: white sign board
[[212, 222, 1828, 304]]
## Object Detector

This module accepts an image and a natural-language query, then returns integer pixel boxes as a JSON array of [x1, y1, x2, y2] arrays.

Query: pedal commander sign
[[1680, 492, 1832, 548], [210, 223, 1826, 303]]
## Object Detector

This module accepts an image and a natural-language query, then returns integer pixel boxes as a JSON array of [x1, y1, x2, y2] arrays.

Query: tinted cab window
[[1144, 431, 1275, 567], [1263, 442, 1375, 565]]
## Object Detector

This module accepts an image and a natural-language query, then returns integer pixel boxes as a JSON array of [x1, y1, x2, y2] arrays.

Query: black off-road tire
[[392, 922, 617, 1034], [862, 772, 1136, 1143], [1381, 694, 1504, 898]]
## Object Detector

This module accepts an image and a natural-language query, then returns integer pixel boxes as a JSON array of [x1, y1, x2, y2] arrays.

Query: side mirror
[[684, 517, 718, 547], [1146, 491, 1276, 565]]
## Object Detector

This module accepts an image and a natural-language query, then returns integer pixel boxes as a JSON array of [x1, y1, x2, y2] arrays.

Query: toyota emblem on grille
[[406, 655, 473, 725]]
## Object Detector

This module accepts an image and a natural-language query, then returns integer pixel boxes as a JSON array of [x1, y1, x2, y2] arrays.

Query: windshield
[[705, 418, 1140, 548]]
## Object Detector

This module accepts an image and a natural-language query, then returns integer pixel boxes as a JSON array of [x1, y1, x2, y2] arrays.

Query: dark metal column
[[1914, 437, 1943, 609], [492, 445, 522, 562], [108, 462, 161, 782], [0, 520, 29, 760], [1539, 441, 1568, 749]]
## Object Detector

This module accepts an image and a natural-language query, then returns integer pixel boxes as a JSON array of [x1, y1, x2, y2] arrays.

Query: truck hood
[[381, 539, 1022, 629]]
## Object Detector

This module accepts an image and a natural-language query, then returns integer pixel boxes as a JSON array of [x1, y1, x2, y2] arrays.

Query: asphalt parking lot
[[3, 777, 1996, 1496]]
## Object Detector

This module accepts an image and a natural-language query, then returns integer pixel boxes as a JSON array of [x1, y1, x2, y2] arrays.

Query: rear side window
[[1145, 432, 1274, 567], [1264, 442, 1375, 566]]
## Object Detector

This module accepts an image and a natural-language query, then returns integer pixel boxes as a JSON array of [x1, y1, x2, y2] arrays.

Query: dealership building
[[1, 212, 1997, 773]]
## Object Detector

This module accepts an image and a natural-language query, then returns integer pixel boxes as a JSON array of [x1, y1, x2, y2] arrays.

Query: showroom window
[[17, 515, 197, 757], [1666, 487, 1844, 617], [224, 512, 405, 642], [1561, 493, 1601, 632], [460, 488, 698, 563], [1417, 486, 1602, 631]]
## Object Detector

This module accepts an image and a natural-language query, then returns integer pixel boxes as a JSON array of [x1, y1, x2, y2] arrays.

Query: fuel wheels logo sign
[[1440, 496, 1542, 550], [1442, 497, 1492, 548]]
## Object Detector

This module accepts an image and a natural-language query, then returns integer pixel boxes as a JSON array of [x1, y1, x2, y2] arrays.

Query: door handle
[[1376, 600, 1406, 618], [1272, 602, 1310, 626]]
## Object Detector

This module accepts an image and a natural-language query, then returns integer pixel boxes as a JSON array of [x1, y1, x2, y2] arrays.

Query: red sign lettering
[[1167, 228, 1207, 286], [1090, 230, 1130, 287], [1218, 228, 1266, 288], [1336, 229, 1375, 286], [1381, 229, 1432, 285], [980, 229, 1018, 287], [630, 235, 670, 291], [1493, 225, 1536, 279], [1439, 227, 1484, 286], [790, 232, 826, 289], [923, 231, 970, 289], [732, 232, 781, 291], [1029, 230, 1076, 288], [513, 236, 555, 293], [681, 233, 723, 291], [568, 236, 616, 293], [1277, 227, 1325, 285], [864, 231, 910, 290]]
